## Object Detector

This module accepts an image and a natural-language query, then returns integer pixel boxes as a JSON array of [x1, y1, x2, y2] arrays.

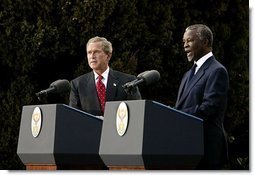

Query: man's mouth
[[186, 50, 191, 57], [90, 60, 97, 64]]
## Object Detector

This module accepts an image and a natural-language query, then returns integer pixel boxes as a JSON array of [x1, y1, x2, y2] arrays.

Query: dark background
[[0, 0, 249, 169]]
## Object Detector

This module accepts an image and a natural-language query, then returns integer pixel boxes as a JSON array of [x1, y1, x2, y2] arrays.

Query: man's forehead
[[87, 42, 102, 49], [183, 30, 197, 37]]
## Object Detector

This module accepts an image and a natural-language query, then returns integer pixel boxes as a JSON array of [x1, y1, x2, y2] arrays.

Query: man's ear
[[107, 53, 112, 61], [203, 39, 209, 47]]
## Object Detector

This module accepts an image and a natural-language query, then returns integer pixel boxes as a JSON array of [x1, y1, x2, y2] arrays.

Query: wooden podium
[[17, 100, 203, 170], [100, 100, 204, 170], [17, 104, 106, 170]]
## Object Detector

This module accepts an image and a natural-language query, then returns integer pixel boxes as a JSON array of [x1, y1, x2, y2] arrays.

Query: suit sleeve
[[127, 86, 142, 100], [124, 75, 142, 100], [195, 67, 229, 120], [69, 80, 81, 109]]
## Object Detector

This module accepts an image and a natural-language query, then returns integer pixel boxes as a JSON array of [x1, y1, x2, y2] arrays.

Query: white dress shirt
[[93, 67, 109, 89], [194, 52, 213, 74]]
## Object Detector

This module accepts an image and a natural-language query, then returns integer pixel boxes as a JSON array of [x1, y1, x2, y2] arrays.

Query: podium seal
[[31, 107, 42, 138], [116, 102, 128, 136]]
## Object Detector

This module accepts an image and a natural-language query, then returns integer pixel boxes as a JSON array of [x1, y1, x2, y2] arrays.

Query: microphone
[[137, 70, 149, 79], [140, 70, 160, 85], [122, 70, 160, 90], [36, 79, 71, 97]]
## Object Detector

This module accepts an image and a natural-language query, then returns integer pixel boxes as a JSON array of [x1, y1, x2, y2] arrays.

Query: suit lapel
[[177, 57, 214, 107], [87, 72, 101, 110], [106, 69, 119, 101], [176, 72, 189, 104], [179, 70, 205, 104]]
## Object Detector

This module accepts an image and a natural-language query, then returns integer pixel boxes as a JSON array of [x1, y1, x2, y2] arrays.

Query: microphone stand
[[122, 80, 142, 96], [123, 86, 138, 96]]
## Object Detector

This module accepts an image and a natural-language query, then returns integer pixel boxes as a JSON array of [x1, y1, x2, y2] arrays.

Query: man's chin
[[187, 57, 193, 62], [90, 64, 98, 69]]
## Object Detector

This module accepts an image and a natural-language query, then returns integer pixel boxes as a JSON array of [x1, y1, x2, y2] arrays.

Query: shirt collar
[[194, 52, 213, 69], [94, 67, 110, 83]]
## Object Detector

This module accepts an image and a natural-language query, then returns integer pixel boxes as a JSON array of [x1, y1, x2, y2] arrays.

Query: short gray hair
[[186, 24, 213, 47], [86, 36, 113, 54]]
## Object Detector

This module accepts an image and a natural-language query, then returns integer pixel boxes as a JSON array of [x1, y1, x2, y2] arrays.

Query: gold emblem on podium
[[31, 107, 42, 138], [116, 102, 129, 136]]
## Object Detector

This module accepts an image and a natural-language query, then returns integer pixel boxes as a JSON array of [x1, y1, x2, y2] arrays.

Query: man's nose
[[90, 52, 96, 58], [183, 41, 188, 48]]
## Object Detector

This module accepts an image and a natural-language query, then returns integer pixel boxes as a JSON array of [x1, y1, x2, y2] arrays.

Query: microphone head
[[142, 70, 160, 85], [50, 79, 71, 93], [137, 71, 149, 79]]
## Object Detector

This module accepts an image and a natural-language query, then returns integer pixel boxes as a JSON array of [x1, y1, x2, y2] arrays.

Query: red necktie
[[96, 75, 106, 113]]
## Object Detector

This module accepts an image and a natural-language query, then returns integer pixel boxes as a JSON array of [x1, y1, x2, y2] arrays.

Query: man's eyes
[[88, 50, 101, 54], [183, 39, 194, 43]]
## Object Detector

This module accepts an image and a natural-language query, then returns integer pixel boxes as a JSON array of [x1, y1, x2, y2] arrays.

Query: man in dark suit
[[175, 24, 229, 169], [69, 36, 141, 116]]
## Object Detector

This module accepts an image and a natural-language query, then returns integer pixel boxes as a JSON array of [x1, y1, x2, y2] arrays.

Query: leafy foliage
[[0, 0, 248, 169]]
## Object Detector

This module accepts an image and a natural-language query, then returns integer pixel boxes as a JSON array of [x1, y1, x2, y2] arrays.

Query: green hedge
[[0, 0, 248, 169]]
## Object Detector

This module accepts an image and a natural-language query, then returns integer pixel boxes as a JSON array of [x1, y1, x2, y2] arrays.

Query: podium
[[99, 100, 204, 170], [17, 104, 106, 170], [17, 100, 203, 170]]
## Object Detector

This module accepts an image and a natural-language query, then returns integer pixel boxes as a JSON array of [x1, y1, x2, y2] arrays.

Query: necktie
[[183, 63, 197, 94], [96, 75, 106, 113], [187, 63, 197, 85]]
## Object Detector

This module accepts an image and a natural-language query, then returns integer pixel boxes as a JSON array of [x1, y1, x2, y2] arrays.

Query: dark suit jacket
[[69, 69, 142, 116], [175, 56, 229, 169]]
